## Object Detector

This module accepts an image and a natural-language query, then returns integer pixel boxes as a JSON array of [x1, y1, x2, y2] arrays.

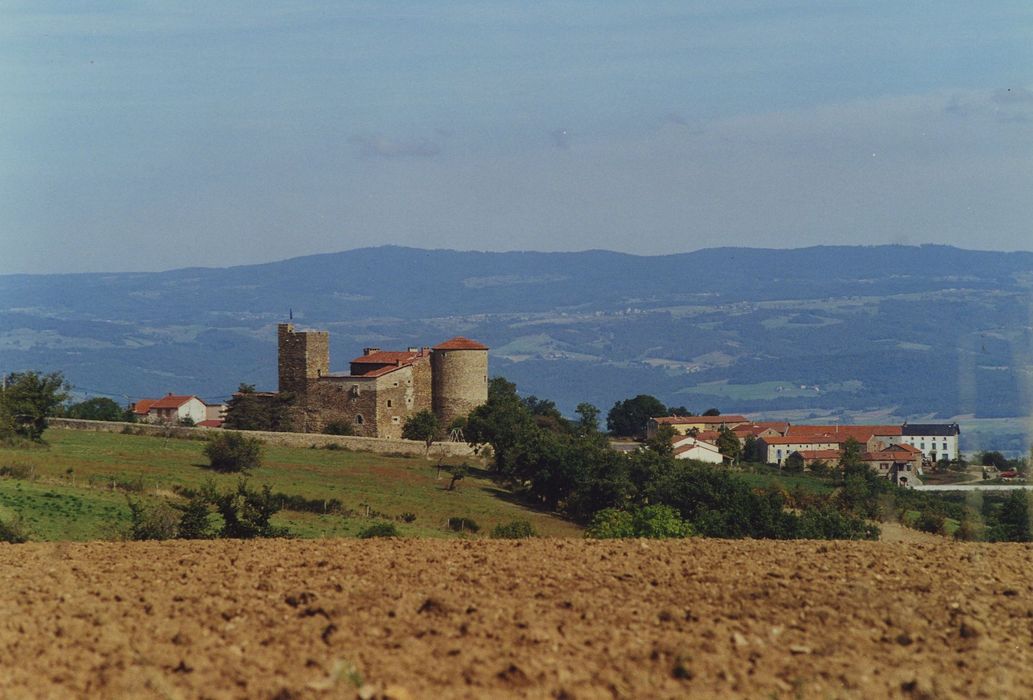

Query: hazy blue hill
[[3, 244, 1033, 445]]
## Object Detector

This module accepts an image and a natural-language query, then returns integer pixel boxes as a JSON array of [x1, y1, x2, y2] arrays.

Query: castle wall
[[48, 418, 477, 457], [431, 348, 489, 427]]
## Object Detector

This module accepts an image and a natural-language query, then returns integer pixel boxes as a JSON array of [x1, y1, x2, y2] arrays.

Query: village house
[[672, 434, 724, 464], [900, 423, 961, 462], [133, 394, 210, 424]]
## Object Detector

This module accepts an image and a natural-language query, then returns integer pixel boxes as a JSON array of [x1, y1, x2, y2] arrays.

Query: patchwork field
[[2, 538, 1031, 699]]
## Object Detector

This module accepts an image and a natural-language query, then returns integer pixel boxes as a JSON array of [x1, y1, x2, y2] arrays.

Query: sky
[[2, 1, 1032, 274]]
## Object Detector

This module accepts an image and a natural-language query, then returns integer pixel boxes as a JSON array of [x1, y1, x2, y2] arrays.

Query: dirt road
[[2, 538, 1031, 699]]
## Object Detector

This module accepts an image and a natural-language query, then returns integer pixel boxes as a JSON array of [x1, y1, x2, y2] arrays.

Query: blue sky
[[3, 1, 1032, 273]]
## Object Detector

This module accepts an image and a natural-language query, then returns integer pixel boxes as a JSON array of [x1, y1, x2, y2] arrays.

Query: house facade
[[900, 423, 960, 462], [133, 394, 209, 424]]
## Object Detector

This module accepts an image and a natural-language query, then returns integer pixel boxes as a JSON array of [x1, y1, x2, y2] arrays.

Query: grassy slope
[[0, 429, 581, 541]]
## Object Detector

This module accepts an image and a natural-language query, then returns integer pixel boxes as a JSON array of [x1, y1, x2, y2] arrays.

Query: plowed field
[[2, 538, 1032, 699]]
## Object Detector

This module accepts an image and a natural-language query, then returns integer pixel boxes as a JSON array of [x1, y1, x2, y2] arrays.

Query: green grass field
[[0, 428, 582, 541]]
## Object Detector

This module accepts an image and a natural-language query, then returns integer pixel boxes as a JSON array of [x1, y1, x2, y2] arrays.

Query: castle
[[270, 323, 488, 439]]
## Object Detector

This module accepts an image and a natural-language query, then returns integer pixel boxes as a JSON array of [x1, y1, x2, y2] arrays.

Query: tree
[[606, 394, 667, 438], [702, 408, 721, 416], [994, 490, 1032, 542], [203, 432, 263, 473], [574, 403, 600, 435], [784, 452, 805, 474], [0, 371, 70, 442], [64, 396, 127, 422], [715, 426, 742, 464], [465, 377, 538, 476], [402, 409, 441, 452], [223, 384, 294, 432], [644, 424, 676, 457], [446, 463, 469, 491]]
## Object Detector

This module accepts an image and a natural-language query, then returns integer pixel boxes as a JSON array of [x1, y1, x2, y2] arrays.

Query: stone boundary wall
[[48, 418, 478, 458]]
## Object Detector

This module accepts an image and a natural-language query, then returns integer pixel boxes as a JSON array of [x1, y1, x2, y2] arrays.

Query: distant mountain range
[[3, 245, 1033, 449]]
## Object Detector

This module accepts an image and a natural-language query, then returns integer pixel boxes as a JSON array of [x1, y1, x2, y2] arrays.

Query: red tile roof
[[784, 425, 901, 441], [149, 394, 198, 410], [863, 450, 914, 461], [351, 350, 421, 366], [133, 399, 157, 415], [761, 435, 851, 446], [674, 441, 720, 455], [433, 337, 489, 351], [197, 419, 223, 428]]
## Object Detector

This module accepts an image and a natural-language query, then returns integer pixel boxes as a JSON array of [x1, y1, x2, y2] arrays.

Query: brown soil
[[2, 538, 1032, 699]]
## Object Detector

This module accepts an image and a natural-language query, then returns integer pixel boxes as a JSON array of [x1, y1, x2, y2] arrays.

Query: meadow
[[0, 428, 582, 541]]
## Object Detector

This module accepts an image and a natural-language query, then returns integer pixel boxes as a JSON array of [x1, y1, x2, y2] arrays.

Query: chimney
[[363, 347, 380, 356]]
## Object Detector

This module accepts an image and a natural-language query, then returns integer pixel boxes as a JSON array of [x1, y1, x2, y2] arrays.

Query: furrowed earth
[[2, 538, 1032, 699]]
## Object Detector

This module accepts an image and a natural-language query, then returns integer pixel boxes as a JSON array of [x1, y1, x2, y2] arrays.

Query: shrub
[[491, 520, 537, 539], [203, 432, 263, 473], [323, 420, 353, 436], [446, 517, 480, 533], [175, 494, 215, 539], [586, 505, 692, 539], [358, 521, 400, 538], [127, 498, 181, 540], [585, 508, 634, 539], [795, 506, 879, 540], [0, 514, 30, 543], [914, 510, 945, 535], [0, 463, 35, 480], [399, 512, 417, 523], [212, 481, 288, 539]]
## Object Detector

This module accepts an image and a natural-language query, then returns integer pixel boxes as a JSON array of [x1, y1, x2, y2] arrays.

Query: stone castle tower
[[431, 337, 489, 427], [269, 324, 487, 437], [277, 324, 329, 395]]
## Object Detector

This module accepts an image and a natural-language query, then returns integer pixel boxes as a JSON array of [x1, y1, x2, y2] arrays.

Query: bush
[[795, 506, 879, 540], [399, 512, 417, 523], [491, 520, 537, 539], [127, 498, 181, 540], [585, 505, 692, 539], [203, 432, 262, 473], [358, 521, 400, 538], [446, 517, 480, 533], [914, 510, 946, 535], [175, 494, 215, 539], [323, 420, 353, 436], [213, 481, 288, 539], [585, 508, 634, 538], [0, 514, 30, 543], [0, 463, 35, 480]]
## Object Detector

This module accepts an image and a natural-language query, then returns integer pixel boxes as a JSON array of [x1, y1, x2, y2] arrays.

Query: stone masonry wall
[[48, 418, 477, 457], [278, 324, 329, 395], [431, 349, 489, 427]]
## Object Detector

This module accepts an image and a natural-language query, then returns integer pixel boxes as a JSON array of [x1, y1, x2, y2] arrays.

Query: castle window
[[392, 381, 398, 387], [392, 416, 400, 424], [355, 414, 364, 425], [387, 399, 393, 408]]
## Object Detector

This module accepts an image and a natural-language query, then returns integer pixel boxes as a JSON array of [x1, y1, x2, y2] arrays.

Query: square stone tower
[[277, 323, 329, 396]]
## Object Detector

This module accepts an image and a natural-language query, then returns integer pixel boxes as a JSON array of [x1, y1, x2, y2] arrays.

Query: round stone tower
[[431, 337, 489, 427]]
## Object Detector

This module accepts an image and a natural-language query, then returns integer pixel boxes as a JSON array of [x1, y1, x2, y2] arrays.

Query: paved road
[[914, 484, 1033, 492]]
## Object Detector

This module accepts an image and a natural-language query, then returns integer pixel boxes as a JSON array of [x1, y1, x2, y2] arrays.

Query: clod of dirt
[[416, 597, 450, 615]]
